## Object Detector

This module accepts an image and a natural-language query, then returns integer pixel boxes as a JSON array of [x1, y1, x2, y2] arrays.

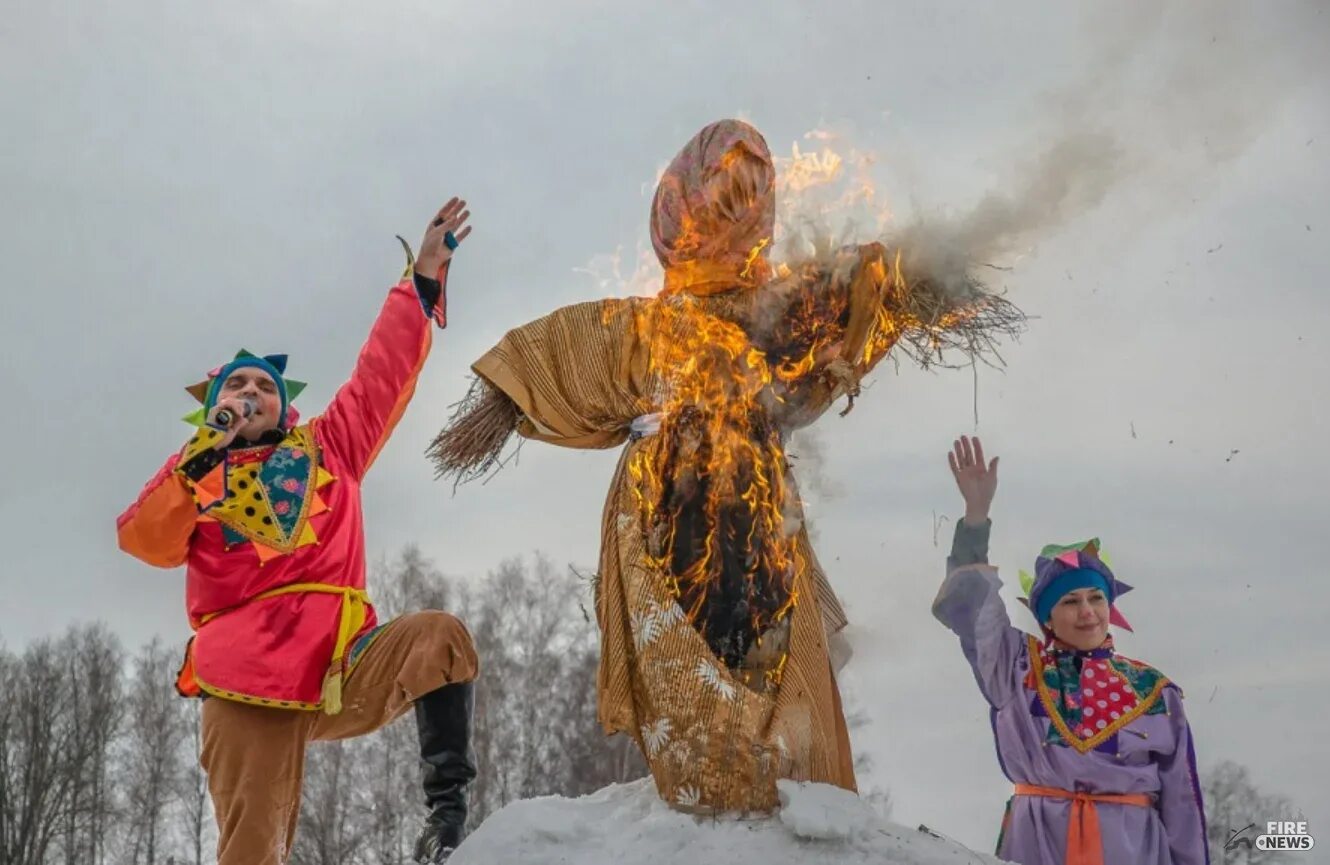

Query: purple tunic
[[932, 524, 1209, 865]]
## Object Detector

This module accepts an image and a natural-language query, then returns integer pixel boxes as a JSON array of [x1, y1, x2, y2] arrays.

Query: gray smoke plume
[[887, 0, 1313, 294], [789, 428, 843, 502]]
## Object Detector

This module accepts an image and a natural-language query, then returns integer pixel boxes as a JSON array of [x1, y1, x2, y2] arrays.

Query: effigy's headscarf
[[650, 119, 776, 295]]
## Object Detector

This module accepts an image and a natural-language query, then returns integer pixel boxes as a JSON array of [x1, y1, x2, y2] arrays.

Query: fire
[[600, 131, 1019, 695], [741, 237, 771, 279], [612, 260, 873, 690], [778, 142, 844, 194], [615, 289, 803, 689], [773, 132, 888, 252]]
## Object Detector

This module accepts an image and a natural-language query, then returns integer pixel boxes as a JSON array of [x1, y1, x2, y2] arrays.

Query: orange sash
[[1014, 783, 1154, 865]]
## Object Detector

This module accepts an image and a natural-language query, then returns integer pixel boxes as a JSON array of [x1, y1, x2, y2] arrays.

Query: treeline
[[0, 549, 645, 865], [1, 549, 1296, 864]]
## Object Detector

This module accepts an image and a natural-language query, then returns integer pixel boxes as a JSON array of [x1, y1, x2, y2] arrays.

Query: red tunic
[[117, 274, 443, 711]]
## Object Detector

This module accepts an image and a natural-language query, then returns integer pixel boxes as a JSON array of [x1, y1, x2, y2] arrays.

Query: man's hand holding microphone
[[208, 397, 256, 450]]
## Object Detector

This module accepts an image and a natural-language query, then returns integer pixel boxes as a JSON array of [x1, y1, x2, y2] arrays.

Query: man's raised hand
[[415, 198, 473, 280]]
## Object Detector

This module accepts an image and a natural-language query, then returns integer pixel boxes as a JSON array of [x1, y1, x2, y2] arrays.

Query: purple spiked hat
[[1017, 538, 1135, 632]]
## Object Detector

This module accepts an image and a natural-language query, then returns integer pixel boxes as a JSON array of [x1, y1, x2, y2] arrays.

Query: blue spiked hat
[[182, 349, 308, 428]]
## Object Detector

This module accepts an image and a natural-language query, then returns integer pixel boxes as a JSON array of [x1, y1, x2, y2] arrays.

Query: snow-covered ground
[[450, 777, 1007, 865]]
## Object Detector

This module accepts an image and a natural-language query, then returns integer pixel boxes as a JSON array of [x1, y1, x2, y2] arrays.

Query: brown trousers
[[200, 610, 479, 865]]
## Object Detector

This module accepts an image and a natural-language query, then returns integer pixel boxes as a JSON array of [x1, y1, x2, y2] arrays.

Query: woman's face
[[1046, 587, 1110, 651]]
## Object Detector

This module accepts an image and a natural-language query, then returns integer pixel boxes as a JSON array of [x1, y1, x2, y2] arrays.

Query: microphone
[[215, 398, 257, 428]]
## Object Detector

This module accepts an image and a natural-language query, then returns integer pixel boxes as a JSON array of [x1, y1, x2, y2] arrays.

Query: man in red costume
[[117, 199, 477, 864]]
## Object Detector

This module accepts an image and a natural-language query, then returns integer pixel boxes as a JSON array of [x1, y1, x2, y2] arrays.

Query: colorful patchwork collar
[[184, 425, 336, 564], [1025, 635, 1172, 754]]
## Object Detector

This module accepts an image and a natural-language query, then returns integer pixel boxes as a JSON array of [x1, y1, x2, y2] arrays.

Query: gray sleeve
[[947, 517, 991, 569]]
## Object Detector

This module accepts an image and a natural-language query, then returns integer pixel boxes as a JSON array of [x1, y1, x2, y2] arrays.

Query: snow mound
[[449, 778, 1008, 864]]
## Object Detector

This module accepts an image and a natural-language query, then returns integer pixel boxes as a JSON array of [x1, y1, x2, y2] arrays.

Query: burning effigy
[[429, 119, 1023, 814]]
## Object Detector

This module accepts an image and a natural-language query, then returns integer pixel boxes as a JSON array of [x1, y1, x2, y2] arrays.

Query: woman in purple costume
[[932, 436, 1209, 865]]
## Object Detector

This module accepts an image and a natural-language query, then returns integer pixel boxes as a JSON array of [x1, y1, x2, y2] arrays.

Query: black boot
[[412, 681, 477, 864]]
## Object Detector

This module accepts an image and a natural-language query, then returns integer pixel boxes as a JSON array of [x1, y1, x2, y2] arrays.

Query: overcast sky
[[3, 0, 1328, 853]]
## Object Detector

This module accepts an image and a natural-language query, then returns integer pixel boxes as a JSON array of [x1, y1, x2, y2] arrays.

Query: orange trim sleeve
[[117, 455, 197, 568]]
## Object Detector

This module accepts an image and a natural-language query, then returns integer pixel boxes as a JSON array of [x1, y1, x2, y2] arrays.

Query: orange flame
[[596, 131, 995, 689], [618, 291, 803, 682]]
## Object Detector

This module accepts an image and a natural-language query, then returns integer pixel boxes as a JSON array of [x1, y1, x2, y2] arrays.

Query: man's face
[[217, 368, 283, 437]]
